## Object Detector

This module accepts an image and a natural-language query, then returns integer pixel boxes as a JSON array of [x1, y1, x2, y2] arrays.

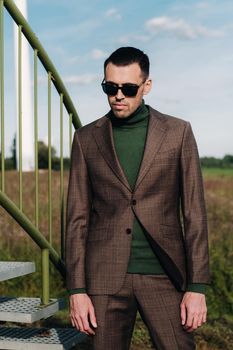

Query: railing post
[[18, 24, 23, 210], [41, 248, 50, 305], [69, 113, 73, 155], [0, 0, 5, 192], [34, 49, 39, 228], [60, 94, 65, 260], [48, 72, 52, 244]]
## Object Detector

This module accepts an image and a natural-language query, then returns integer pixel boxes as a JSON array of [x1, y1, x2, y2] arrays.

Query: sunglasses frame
[[101, 79, 145, 97]]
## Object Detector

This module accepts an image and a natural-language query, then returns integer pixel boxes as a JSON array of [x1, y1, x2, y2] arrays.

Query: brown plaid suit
[[65, 106, 210, 349]]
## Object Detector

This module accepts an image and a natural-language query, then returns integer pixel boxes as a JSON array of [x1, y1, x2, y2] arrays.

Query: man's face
[[104, 62, 152, 118]]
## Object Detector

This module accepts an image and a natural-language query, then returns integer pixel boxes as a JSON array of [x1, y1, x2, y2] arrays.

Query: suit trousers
[[89, 273, 195, 350]]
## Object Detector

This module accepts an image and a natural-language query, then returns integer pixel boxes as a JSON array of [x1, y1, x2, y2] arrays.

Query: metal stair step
[[0, 298, 65, 323], [0, 262, 35, 282], [0, 327, 87, 350]]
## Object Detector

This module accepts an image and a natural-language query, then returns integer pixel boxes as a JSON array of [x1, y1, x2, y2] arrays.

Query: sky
[[2, 0, 233, 158]]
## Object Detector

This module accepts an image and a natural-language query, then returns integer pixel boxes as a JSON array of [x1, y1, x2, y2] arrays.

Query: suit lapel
[[93, 107, 168, 193], [134, 107, 167, 191], [93, 115, 132, 191]]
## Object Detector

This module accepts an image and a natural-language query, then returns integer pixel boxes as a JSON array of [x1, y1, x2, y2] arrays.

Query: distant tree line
[[1, 135, 232, 170], [0, 135, 70, 170], [36, 140, 70, 170], [200, 154, 233, 168]]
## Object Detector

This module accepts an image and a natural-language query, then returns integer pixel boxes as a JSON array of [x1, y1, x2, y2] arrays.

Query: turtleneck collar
[[108, 100, 149, 127]]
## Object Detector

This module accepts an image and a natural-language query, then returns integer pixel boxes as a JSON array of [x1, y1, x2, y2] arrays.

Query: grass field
[[202, 167, 233, 177], [0, 168, 233, 349]]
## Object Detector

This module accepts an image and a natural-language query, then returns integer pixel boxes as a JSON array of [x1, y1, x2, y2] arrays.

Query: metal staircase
[[0, 0, 86, 348], [0, 262, 62, 324], [0, 261, 86, 349], [0, 262, 35, 282], [0, 327, 86, 350], [0, 296, 63, 323]]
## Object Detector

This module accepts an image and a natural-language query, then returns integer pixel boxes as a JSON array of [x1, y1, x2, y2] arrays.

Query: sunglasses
[[101, 79, 145, 97]]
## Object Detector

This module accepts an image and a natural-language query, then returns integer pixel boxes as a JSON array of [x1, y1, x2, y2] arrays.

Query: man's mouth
[[112, 103, 127, 108]]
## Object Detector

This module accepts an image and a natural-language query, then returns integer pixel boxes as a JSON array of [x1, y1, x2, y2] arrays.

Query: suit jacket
[[65, 106, 210, 294]]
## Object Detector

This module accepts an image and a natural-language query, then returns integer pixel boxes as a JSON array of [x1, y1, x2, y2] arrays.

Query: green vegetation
[[0, 170, 232, 349], [2, 135, 233, 173], [200, 155, 233, 169], [202, 167, 233, 177], [0, 135, 70, 170]]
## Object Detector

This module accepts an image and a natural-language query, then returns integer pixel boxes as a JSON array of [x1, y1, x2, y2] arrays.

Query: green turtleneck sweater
[[68, 101, 206, 295], [109, 101, 165, 274]]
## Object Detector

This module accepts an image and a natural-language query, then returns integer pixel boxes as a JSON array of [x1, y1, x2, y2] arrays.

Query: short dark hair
[[104, 47, 149, 80]]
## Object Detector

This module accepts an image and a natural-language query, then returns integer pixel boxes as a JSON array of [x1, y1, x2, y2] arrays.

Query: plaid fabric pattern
[[90, 274, 195, 350], [65, 106, 210, 294]]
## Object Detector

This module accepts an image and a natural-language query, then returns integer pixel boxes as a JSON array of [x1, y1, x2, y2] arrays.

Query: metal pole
[[18, 24, 23, 210], [48, 72, 52, 243], [69, 113, 73, 156], [41, 248, 50, 305], [0, 0, 5, 192], [34, 49, 39, 227], [60, 94, 64, 260]]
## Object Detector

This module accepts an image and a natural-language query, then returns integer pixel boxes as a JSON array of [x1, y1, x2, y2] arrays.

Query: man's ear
[[143, 79, 152, 95]]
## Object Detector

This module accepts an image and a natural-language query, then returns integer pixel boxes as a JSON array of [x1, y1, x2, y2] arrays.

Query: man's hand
[[180, 292, 207, 332], [70, 293, 97, 335]]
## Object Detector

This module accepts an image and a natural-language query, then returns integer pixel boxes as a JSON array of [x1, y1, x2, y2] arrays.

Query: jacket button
[[126, 228, 131, 234], [131, 199, 136, 205]]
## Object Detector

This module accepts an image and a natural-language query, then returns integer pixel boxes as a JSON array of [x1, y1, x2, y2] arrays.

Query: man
[[65, 47, 210, 350]]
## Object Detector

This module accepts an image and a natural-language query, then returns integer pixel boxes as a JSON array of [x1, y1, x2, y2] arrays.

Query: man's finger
[[197, 313, 204, 327], [89, 305, 98, 329], [203, 310, 207, 323], [83, 322, 96, 335], [184, 309, 194, 331], [81, 314, 96, 335], [191, 313, 199, 330], [70, 316, 75, 328], [73, 315, 82, 331], [72, 314, 88, 334], [180, 303, 186, 326]]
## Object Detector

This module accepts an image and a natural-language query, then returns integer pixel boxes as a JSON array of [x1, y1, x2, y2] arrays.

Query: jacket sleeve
[[186, 283, 207, 294], [180, 122, 210, 285], [65, 130, 92, 290]]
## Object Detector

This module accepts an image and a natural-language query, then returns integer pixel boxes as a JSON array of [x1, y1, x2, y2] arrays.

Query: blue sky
[[3, 0, 233, 157]]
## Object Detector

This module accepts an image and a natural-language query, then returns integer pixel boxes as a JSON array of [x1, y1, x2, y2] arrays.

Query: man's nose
[[115, 87, 125, 100]]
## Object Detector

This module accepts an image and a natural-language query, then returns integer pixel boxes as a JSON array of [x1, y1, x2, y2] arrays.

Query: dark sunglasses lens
[[102, 83, 118, 96], [102, 82, 139, 97], [121, 85, 138, 97]]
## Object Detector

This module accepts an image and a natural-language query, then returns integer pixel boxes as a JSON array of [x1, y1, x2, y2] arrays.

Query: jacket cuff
[[67, 288, 87, 295], [186, 283, 207, 294]]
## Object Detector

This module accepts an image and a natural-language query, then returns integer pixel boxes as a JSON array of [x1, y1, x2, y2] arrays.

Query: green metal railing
[[18, 24, 23, 210], [0, 1, 5, 192], [0, 0, 82, 304]]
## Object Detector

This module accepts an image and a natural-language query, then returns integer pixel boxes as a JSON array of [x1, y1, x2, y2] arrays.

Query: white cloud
[[145, 16, 224, 40], [91, 49, 107, 60], [63, 73, 101, 85], [196, 25, 224, 38], [105, 8, 122, 20], [39, 19, 101, 43]]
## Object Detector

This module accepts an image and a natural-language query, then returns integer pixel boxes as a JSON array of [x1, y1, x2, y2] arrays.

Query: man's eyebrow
[[105, 80, 138, 85], [105, 80, 117, 84]]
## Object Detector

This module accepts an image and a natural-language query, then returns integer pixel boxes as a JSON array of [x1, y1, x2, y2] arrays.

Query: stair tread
[[0, 297, 64, 323], [0, 327, 86, 350], [0, 262, 35, 282]]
